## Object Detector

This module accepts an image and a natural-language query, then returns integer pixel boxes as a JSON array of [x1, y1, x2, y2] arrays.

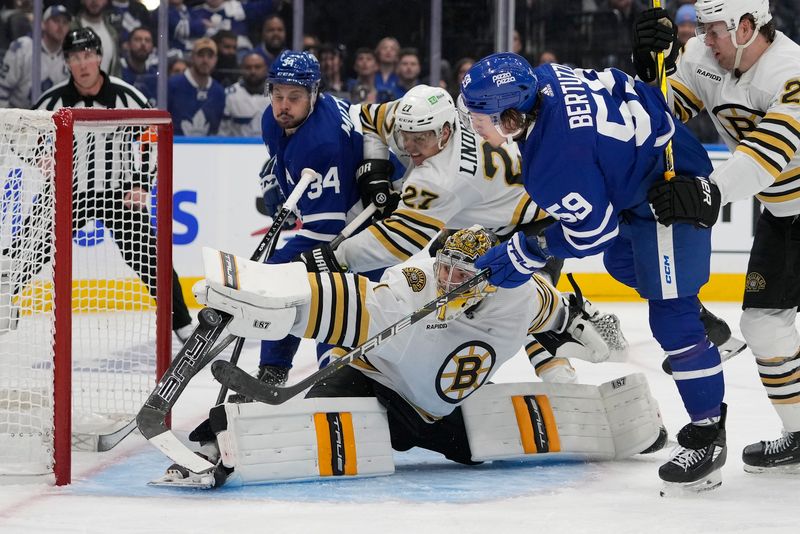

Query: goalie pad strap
[[215, 398, 394, 485], [461, 373, 662, 462]]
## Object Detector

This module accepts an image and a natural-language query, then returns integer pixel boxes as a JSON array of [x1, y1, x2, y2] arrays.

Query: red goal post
[[0, 108, 174, 485]]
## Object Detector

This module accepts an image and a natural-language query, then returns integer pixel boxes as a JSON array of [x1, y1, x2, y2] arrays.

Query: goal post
[[0, 108, 174, 485]]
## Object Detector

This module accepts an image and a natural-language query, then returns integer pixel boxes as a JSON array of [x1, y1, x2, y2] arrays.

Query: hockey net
[[0, 109, 173, 485]]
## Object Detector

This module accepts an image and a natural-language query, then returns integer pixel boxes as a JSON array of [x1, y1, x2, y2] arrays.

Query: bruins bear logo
[[402, 267, 426, 292], [745, 272, 766, 292]]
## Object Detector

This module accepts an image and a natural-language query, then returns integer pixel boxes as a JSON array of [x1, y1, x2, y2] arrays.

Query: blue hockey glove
[[475, 231, 550, 288]]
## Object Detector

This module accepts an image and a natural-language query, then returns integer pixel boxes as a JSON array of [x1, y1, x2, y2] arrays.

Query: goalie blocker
[[174, 373, 664, 486]]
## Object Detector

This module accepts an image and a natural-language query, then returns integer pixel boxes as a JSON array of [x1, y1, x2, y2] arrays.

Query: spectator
[[538, 50, 558, 65], [0, 4, 71, 109], [318, 42, 348, 99], [107, 0, 151, 45], [395, 47, 420, 96], [74, 0, 121, 76], [347, 47, 377, 104], [191, 0, 274, 51], [168, 37, 225, 136], [253, 14, 286, 71], [374, 36, 400, 102], [168, 56, 188, 76], [449, 56, 473, 100], [675, 4, 697, 47], [211, 29, 239, 87], [2, 1, 33, 49], [120, 26, 157, 106], [302, 33, 320, 58], [162, 0, 204, 54], [220, 52, 269, 137]]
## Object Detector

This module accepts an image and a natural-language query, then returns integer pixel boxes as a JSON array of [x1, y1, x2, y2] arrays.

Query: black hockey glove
[[648, 175, 721, 228], [356, 159, 395, 218], [632, 7, 679, 84], [297, 243, 345, 273]]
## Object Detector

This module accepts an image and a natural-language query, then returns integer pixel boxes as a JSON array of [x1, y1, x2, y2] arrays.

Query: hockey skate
[[148, 458, 230, 489], [659, 404, 727, 496], [742, 430, 800, 475], [227, 364, 289, 403], [662, 306, 747, 374]]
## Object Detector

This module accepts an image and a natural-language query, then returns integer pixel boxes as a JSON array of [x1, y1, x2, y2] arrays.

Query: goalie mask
[[433, 226, 497, 321]]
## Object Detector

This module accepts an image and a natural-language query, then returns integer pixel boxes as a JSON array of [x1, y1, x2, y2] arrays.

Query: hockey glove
[[356, 159, 395, 218], [475, 231, 550, 289], [648, 175, 721, 228], [297, 243, 346, 273], [632, 7, 679, 84]]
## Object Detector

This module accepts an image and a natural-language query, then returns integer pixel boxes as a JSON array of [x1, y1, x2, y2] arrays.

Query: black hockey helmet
[[63, 28, 102, 58]]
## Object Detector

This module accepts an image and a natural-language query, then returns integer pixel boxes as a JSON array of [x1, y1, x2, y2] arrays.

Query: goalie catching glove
[[533, 293, 627, 364], [632, 7, 679, 84], [648, 175, 721, 228]]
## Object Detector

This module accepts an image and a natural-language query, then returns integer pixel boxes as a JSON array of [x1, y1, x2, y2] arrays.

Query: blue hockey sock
[[259, 335, 301, 368]]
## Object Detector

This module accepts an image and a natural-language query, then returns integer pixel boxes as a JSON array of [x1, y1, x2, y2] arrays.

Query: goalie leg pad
[[215, 397, 394, 485], [461, 373, 663, 462]]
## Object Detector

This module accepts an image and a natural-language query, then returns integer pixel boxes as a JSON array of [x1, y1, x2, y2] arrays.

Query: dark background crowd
[[1, 0, 798, 139]]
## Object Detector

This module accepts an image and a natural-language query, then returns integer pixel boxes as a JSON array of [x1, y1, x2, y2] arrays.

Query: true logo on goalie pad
[[219, 251, 240, 289], [436, 341, 496, 403], [511, 395, 561, 454], [313, 412, 357, 476]]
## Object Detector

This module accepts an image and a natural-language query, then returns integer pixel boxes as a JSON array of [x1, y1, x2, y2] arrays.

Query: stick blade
[[211, 360, 287, 405]]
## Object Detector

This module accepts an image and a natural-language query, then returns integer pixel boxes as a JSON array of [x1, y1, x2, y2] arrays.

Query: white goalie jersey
[[670, 33, 800, 213], [337, 104, 543, 273], [289, 257, 562, 420]]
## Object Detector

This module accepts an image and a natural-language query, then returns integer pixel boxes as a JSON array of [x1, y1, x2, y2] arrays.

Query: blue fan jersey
[[261, 93, 363, 263], [521, 64, 712, 260], [168, 71, 226, 136]]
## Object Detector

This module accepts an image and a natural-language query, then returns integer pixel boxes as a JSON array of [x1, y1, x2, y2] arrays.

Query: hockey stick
[[213, 170, 320, 405], [135, 169, 316, 472], [211, 268, 490, 405], [653, 0, 676, 181]]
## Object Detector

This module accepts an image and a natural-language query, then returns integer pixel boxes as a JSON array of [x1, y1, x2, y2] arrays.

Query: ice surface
[[0, 303, 797, 534]]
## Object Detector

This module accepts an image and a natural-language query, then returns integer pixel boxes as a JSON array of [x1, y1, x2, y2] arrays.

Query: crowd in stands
[[0, 0, 797, 140]]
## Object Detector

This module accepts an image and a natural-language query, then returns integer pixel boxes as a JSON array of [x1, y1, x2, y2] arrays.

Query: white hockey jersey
[[670, 33, 800, 214], [220, 81, 270, 137], [337, 107, 543, 273], [289, 256, 562, 419], [0, 37, 69, 109]]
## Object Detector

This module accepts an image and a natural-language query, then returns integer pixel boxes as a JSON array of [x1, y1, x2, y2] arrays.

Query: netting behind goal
[[0, 109, 173, 485]]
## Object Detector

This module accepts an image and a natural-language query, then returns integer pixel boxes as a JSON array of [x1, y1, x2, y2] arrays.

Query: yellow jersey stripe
[[746, 130, 795, 163], [381, 217, 432, 250], [359, 105, 378, 134], [328, 274, 346, 345], [673, 98, 692, 123], [375, 103, 389, 138], [304, 273, 321, 339], [511, 194, 533, 226], [761, 113, 800, 140], [757, 186, 800, 203], [392, 208, 445, 232], [776, 166, 800, 184], [737, 145, 782, 178], [368, 225, 413, 260], [356, 275, 370, 346]]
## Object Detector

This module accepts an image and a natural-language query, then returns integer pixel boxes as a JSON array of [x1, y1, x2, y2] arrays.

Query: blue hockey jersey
[[168, 71, 226, 136], [261, 93, 364, 263], [521, 63, 712, 259]]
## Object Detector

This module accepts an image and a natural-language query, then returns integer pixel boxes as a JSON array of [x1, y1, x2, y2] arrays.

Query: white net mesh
[[0, 110, 166, 480]]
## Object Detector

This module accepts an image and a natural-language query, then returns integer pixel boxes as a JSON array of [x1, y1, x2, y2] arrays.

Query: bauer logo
[[492, 72, 516, 86]]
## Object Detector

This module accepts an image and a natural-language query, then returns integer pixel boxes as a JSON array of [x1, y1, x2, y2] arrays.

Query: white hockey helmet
[[694, 0, 772, 32], [433, 226, 497, 322], [395, 85, 456, 140]]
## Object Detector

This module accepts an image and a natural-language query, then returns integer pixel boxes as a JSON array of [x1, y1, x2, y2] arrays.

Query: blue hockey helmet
[[460, 53, 538, 115], [267, 50, 321, 91]]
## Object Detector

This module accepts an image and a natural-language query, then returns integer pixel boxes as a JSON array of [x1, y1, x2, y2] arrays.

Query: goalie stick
[[211, 269, 491, 405], [135, 169, 316, 472]]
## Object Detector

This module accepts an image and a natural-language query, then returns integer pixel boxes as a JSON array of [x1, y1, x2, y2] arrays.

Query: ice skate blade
[[743, 463, 800, 475], [659, 470, 722, 497], [717, 336, 747, 361], [148, 473, 217, 489]]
